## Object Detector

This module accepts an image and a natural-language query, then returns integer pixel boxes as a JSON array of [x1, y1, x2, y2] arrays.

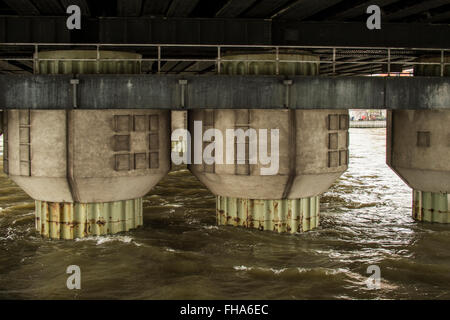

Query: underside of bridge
[[0, 0, 450, 76], [0, 0, 449, 239], [1, 0, 450, 22]]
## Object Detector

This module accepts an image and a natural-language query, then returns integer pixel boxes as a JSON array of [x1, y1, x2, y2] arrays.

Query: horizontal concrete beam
[[0, 75, 449, 110]]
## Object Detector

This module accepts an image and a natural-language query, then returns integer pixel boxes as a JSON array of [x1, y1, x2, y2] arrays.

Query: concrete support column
[[188, 52, 349, 233], [4, 51, 170, 239], [387, 57, 450, 223]]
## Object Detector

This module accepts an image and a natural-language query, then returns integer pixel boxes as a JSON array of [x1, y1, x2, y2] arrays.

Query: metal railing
[[0, 43, 449, 76]]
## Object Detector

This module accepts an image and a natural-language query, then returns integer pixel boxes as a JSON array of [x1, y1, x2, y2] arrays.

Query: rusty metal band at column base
[[35, 198, 143, 240], [413, 190, 450, 223], [216, 196, 320, 233]]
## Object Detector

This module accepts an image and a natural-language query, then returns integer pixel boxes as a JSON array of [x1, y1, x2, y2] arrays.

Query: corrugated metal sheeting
[[217, 196, 320, 233], [413, 191, 449, 223], [35, 199, 143, 239]]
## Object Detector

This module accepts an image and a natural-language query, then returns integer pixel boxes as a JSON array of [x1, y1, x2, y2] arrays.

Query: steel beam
[[273, 21, 450, 48], [142, 0, 171, 16], [0, 75, 449, 110], [2, 0, 39, 15], [167, 0, 201, 17], [385, 0, 449, 21], [32, 0, 65, 15], [0, 16, 449, 48], [117, 0, 143, 17], [330, 0, 400, 20], [0, 61, 30, 74], [273, 0, 342, 19], [243, 0, 292, 18], [428, 10, 450, 23], [60, 0, 91, 16], [215, 0, 259, 18]]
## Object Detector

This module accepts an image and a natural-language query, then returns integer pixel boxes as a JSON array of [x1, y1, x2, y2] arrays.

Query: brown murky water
[[0, 128, 449, 299]]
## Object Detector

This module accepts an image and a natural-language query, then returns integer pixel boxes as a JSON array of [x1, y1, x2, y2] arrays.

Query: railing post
[[441, 49, 445, 77], [332, 48, 336, 76], [276, 46, 280, 75], [387, 48, 391, 75], [96, 45, 100, 74], [217, 46, 221, 74], [33, 44, 39, 74], [157, 45, 161, 74]]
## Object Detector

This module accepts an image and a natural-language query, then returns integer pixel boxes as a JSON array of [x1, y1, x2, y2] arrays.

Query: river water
[[0, 128, 449, 300]]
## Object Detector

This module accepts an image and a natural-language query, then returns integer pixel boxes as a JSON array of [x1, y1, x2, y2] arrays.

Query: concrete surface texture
[[189, 108, 349, 199], [2, 75, 450, 110], [6, 109, 170, 203]]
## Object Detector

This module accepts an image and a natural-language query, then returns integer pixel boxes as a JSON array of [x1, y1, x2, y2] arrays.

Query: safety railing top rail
[[0, 43, 449, 76]]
